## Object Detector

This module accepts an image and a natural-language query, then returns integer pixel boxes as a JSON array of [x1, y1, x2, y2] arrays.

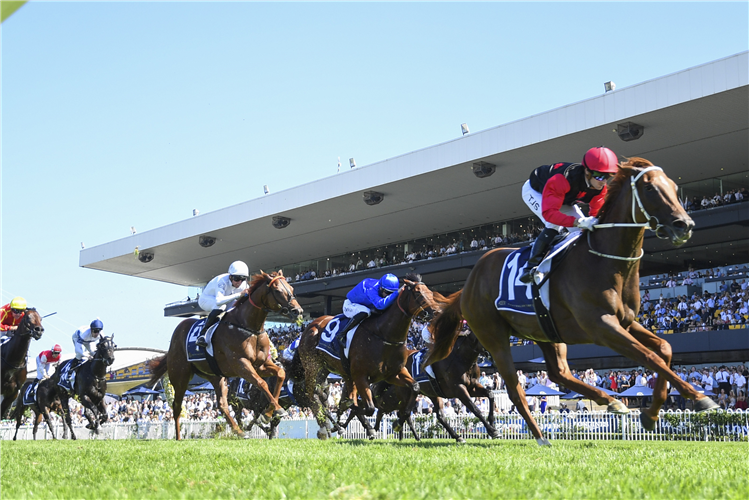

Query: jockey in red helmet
[[36, 344, 63, 380], [518, 147, 619, 284]]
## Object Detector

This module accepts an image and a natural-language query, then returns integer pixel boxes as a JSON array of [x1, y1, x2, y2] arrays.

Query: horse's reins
[[248, 275, 295, 313], [371, 283, 430, 347], [587, 166, 664, 261]]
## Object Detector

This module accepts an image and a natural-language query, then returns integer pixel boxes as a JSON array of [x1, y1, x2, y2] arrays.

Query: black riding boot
[[338, 312, 368, 348], [518, 228, 559, 284], [196, 309, 222, 347]]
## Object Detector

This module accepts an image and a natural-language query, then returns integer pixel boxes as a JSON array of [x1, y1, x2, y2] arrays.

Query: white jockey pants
[[522, 180, 583, 232], [342, 299, 372, 319]]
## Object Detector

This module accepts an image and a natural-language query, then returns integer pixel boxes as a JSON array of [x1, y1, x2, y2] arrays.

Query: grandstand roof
[[80, 52, 748, 289]]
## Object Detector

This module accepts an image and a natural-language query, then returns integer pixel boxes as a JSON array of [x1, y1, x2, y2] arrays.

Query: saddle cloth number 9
[[321, 317, 341, 343]]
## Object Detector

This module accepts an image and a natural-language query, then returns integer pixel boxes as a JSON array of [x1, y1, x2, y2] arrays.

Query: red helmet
[[52, 344, 62, 353], [582, 147, 618, 173]]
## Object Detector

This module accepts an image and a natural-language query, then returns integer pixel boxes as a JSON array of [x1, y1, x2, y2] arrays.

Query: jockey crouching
[[518, 146, 618, 284], [0, 296, 27, 337], [36, 344, 62, 380], [196, 261, 250, 348], [336, 273, 401, 348], [68, 319, 103, 385]]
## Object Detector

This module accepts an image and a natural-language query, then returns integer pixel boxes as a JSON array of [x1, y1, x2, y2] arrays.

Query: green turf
[[1, 439, 746, 499]]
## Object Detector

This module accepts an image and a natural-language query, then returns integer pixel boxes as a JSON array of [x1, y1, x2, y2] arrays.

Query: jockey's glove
[[574, 216, 599, 231]]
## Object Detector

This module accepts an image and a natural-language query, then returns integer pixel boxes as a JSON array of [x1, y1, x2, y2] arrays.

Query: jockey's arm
[[541, 176, 577, 227], [368, 286, 399, 311]]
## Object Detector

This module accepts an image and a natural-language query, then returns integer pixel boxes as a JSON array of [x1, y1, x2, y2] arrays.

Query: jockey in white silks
[[196, 261, 250, 347]]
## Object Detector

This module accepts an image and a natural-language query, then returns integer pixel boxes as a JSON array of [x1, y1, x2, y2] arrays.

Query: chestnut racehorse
[[1, 308, 44, 418], [148, 271, 303, 440], [425, 158, 719, 446], [298, 274, 443, 440]]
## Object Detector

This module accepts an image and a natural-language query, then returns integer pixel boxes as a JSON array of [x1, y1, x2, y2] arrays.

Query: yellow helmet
[[10, 297, 27, 311]]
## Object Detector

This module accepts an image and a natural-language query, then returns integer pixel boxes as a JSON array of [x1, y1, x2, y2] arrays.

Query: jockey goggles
[[230, 275, 247, 283], [589, 170, 612, 182], [11, 309, 24, 314]]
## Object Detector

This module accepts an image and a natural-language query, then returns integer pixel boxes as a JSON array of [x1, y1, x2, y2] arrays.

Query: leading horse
[[426, 158, 719, 445], [148, 271, 303, 440], [1, 308, 44, 418], [298, 273, 444, 439]]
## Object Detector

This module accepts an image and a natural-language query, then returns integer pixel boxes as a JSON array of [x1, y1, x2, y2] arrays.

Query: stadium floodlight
[[349, 158, 356, 169], [264, 185, 270, 195], [461, 123, 469, 135], [604, 81, 616, 92]]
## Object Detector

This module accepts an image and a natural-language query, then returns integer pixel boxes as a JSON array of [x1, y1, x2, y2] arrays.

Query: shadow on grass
[[330, 439, 539, 449]]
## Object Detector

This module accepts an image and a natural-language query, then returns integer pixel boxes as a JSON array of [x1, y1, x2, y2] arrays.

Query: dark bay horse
[[425, 158, 719, 446], [361, 330, 500, 442], [1, 308, 44, 418], [53, 335, 116, 438], [148, 271, 303, 440], [298, 274, 443, 439], [12, 377, 66, 440]]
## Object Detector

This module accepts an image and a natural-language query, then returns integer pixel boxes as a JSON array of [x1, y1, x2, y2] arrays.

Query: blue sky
[[2, 1, 747, 353]]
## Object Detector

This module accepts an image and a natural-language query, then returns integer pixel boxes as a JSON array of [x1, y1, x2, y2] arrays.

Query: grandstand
[[79, 52, 749, 368]]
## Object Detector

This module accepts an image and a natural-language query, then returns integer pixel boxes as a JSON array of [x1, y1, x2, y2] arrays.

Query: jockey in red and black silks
[[519, 147, 619, 284]]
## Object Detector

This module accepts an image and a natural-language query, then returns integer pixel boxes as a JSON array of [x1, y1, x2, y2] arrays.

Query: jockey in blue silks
[[336, 273, 400, 346]]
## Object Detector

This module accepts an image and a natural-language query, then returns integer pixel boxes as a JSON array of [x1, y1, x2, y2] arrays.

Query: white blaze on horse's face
[[642, 170, 694, 245]]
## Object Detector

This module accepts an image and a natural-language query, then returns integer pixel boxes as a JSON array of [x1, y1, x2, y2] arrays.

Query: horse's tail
[[424, 289, 463, 367], [147, 354, 168, 387]]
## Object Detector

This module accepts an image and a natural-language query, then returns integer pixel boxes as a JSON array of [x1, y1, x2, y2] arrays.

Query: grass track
[[2, 439, 747, 499]]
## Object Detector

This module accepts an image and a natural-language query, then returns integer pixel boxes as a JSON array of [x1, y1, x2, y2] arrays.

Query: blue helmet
[[90, 319, 104, 331], [379, 273, 400, 292]]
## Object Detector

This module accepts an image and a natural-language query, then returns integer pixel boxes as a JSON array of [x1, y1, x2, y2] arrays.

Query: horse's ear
[[278, 269, 284, 276]]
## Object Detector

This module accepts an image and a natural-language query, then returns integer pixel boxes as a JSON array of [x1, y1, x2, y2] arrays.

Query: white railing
[[3, 410, 747, 441]]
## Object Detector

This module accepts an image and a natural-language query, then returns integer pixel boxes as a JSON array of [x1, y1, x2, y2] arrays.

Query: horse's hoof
[[258, 414, 270, 425], [316, 429, 329, 440], [607, 400, 630, 415], [273, 408, 288, 419], [456, 437, 466, 444], [535, 437, 552, 447], [412, 382, 420, 393], [489, 429, 501, 439], [639, 412, 657, 432], [694, 397, 719, 412]]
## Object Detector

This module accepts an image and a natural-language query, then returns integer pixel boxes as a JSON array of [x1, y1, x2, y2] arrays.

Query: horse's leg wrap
[[606, 400, 630, 414]]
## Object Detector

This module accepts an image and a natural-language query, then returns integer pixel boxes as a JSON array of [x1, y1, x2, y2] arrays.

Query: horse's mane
[[233, 271, 279, 308], [596, 157, 654, 222]]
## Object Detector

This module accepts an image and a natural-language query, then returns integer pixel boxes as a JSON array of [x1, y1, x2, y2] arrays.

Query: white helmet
[[228, 261, 249, 277]]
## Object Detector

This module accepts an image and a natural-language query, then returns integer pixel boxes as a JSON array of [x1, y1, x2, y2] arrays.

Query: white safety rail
[[3, 410, 747, 441]]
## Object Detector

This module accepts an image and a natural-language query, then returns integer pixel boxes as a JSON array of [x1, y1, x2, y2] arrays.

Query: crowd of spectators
[[289, 227, 543, 283], [683, 188, 747, 212], [637, 266, 749, 334]]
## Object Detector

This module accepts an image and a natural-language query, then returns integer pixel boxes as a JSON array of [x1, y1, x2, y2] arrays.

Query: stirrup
[[196, 335, 208, 347], [518, 267, 536, 284]]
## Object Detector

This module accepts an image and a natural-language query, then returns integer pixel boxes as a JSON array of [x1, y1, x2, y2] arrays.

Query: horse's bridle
[[16, 310, 44, 340], [588, 166, 664, 262], [248, 275, 297, 315], [396, 282, 432, 320]]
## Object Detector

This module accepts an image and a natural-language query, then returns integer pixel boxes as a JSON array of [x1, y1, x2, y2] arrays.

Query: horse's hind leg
[[468, 317, 548, 445], [537, 342, 626, 414], [430, 396, 463, 443], [464, 386, 501, 439], [168, 363, 191, 441]]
